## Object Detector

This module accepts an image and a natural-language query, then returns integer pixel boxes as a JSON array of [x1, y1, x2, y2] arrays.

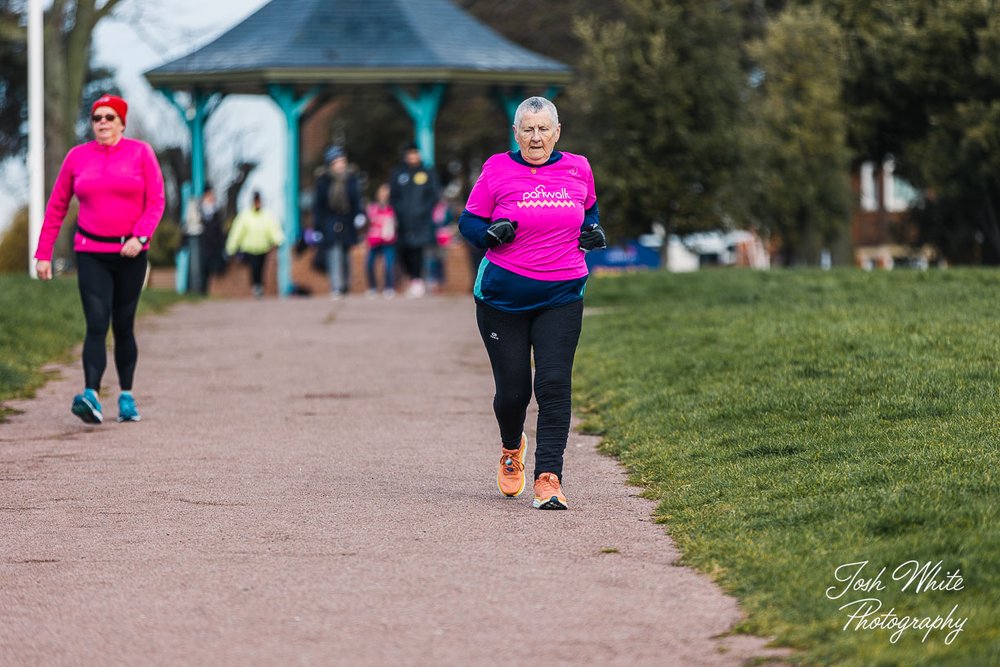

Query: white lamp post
[[27, 0, 44, 277]]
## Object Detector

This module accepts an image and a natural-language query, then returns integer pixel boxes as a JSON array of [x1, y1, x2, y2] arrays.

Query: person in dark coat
[[389, 142, 440, 297], [199, 185, 227, 293], [313, 146, 363, 297]]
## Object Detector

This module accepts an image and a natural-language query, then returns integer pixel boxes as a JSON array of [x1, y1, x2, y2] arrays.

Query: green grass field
[[0, 273, 187, 418], [575, 269, 999, 666]]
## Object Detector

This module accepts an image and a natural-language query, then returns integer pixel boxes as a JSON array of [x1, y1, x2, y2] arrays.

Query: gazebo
[[144, 0, 571, 296]]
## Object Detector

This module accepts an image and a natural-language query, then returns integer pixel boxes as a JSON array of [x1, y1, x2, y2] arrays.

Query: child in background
[[365, 183, 397, 297]]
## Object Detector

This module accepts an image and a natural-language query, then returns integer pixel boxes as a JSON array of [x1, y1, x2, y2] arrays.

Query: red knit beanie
[[91, 94, 128, 127]]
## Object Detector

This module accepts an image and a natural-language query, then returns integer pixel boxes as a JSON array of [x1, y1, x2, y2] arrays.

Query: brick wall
[[154, 241, 480, 298]]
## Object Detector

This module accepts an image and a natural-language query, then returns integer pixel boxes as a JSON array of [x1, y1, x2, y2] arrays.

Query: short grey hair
[[513, 96, 559, 127]]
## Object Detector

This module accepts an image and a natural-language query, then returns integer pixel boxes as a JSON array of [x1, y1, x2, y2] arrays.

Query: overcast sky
[[1, 0, 280, 231]]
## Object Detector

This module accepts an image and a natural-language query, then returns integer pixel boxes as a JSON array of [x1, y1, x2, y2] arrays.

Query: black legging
[[399, 245, 424, 280], [76, 251, 147, 392], [245, 252, 267, 288], [476, 299, 584, 480]]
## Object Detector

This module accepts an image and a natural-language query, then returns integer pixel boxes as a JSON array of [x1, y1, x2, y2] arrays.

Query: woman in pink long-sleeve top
[[34, 93, 165, 425]]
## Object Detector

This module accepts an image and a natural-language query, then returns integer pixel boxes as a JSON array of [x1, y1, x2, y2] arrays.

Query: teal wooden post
[[495, 86, 560, 152], [391, 83, 446, 167], [158, 88, 222, 198], [267, 84, 320, 297], [157, 88, 223, 293], [175, 181, 192, 294], [494, 86, 524, 153]]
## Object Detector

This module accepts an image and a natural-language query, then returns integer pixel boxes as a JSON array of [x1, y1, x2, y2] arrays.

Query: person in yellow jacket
[[225, 191, 285, 298]]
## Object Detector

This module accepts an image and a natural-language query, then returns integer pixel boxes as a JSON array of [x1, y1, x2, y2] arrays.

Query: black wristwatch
[[136, 236, 149, 245]]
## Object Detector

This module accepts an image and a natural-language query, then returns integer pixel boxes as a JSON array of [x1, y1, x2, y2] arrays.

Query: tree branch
[[50, 0, 69, 24], [0, 17, 25, 45], [96, 0, 127, 21]]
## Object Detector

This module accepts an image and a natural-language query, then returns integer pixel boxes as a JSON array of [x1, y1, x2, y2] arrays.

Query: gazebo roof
[[145, 0, 572, 91]]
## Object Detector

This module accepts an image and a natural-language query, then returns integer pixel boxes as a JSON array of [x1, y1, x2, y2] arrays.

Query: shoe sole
[[497, 433, 527, 498], [72, 397, 103, 424], [117, 414, 142, 423], [533, 496, 568, 510]]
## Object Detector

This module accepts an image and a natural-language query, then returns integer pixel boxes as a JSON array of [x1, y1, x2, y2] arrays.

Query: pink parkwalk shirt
[[465, 151, 597, 281], [35, 137, 166, 261]]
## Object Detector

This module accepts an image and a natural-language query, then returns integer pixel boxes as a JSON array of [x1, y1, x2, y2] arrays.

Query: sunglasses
[[91, 114, 118, 123]]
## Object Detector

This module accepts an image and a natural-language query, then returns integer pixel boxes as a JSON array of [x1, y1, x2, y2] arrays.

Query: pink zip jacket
[[35, 137, 166, 261]]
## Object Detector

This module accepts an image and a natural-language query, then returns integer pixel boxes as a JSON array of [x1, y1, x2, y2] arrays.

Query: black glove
[[578, 224, 607, 251], [485, 219, 518, 248]]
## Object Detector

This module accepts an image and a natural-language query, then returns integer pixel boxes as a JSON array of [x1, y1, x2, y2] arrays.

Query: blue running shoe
[[71, 389, 103, 424], [117, 393, 141, 422]]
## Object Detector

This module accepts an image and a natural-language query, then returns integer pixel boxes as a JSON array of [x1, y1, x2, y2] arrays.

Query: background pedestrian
[[225, 191, 284, 298]]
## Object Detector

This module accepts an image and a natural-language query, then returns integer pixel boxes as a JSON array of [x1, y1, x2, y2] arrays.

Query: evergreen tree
[[893, 2, 1000, 263], [778, 0, 1000, 263], [746, 5, 852, 265], [0, 1, 28, 163], [572, 0, 749, 239]]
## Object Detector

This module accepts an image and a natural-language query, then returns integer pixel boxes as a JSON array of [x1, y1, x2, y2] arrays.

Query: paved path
[[1, 296, 786, 666]]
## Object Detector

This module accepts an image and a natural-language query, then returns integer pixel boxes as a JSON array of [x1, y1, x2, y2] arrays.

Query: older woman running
[[459, 96, 607, 510]]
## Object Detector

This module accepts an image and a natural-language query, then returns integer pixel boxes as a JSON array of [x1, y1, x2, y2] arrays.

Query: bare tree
[[43, 1, 126, 187], [224, 161, 258, 223], [0, 1, 127, 257]]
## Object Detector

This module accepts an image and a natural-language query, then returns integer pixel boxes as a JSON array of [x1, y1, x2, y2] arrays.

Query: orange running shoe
[[497, 433, 527, 497], [532, 472, 568, 510]]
